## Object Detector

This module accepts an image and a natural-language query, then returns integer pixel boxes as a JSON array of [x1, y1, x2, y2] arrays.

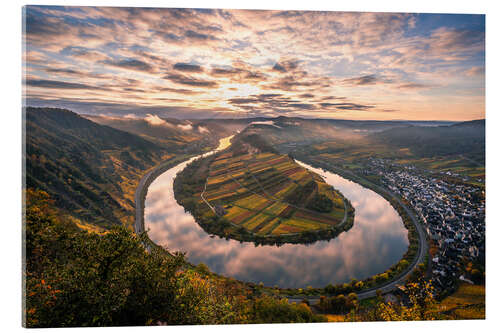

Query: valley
[[24, 108, 486, 324]]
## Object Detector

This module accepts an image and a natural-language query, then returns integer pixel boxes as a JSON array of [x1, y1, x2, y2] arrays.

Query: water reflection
[[145, 154, 408, 288]]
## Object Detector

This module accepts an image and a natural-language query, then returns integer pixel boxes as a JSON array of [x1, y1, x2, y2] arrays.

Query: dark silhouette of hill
[[368, 120, 485, 161], [230, 133, 279, 155]]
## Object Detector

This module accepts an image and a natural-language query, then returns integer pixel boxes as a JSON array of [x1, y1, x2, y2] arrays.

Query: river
[[144, 136, 409, 288]]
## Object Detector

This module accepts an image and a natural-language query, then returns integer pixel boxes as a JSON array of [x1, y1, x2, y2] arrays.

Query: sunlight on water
[[216, 135, 234, 151]]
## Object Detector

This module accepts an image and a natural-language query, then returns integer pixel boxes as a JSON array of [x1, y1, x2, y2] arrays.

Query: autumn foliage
[[23, 189, 325, 327]]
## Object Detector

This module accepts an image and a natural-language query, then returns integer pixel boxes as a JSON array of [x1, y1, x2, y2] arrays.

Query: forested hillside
[[368, 120, 485, 162], [24, 189, 327, 327], [86, 115, 231, 153], [25, 107, 170, 229]]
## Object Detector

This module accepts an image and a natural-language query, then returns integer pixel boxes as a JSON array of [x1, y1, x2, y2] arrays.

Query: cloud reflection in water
[[145, 160, 408, 288]]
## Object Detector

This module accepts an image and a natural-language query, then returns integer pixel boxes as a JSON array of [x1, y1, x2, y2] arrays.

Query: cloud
[[465, 66, 485, 77], [210, 66, 268, 83], [102, 58, 155, 73], [154, 87, 205, 95], [272, 60, 300, 73], [185, 30, 218, 41], [299, 93, 315, 98], [42, 67, 110, 81], [60, 46, 110, 62], [178, 123, 193, 131], [23, 7, 485, 121], [25, 97, 237, 119], [25, 79, 100, 90], [173, 63, 204, 73], [226, 92, 376, 113], [321, 96, 347, 101], [144, 114, 166, 126], [428, 27, 485, 55], [343, 74, 379, 86], [44, 68, 82, 75], [164, 73, 218, 88], [287, 103, 316, 110], [319, 102, 374, 111], [228, 98, 256, 105], [197, 126, 210, 134], [397, 83, 433, 90], [267, 77, 327, 91], [211, 67, 244, 76], [25, 11, 59, 36]]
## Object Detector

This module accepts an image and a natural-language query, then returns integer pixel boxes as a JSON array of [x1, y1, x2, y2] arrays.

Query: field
[[295, 139, 485, 191], [435, 283, 485, 319], [201, 151, 348, 236]]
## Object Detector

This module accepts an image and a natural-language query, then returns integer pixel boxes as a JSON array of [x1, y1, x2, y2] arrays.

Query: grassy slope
[[280, 120, 485, 187], [205, 151, 346, 236], [25, 107, 172, 229], [174, 132, 352, 244], [244, 118, 485, 182], [86, 115, 243, 154], [319, 282, 484, 322], [368, 121, 485, 163], [436, 283, 485, 319]]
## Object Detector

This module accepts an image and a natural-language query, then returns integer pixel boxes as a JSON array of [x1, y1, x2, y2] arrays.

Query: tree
[[250, 296, 326, 323], [354, 281, 364, 290], [24, 189, 330, 327], [195, 263, 210, 276], [307, 194, 333, 213], [25, 190, 219, 326], [324, 283, 336, 295], [375, 280, 438, 321]]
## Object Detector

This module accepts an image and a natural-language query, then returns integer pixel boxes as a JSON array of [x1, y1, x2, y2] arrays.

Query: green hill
[[368, 120, 485, 162], [85, 115, 231, 153], [174, 134, 354, 245], [25, 107, 170, 228]]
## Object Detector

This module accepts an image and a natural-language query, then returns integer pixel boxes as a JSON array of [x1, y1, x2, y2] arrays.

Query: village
[[361, 158, 485, 295]]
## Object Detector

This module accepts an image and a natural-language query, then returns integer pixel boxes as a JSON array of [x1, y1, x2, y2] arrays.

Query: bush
[[251, 296, 326, 323], [24, 189, 327, 327], [307, 194, 333, 213]]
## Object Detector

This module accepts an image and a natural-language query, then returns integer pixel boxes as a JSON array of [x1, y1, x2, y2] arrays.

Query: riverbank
[[135, 140, 425, 298], [134, 136, 234, 240], [134, 154, 196, 235], [283, 154, 429, 301]]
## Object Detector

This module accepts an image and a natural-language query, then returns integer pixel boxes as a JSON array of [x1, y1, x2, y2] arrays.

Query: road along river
[[140, 136, 410, 289]]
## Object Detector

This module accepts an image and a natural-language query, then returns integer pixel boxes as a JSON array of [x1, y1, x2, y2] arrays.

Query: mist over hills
[[368, 120, 485, 162], [88, 113, 457, 145], [84, 114, 253, 154], [25, 106, 485, 227], [26, 107, 169, 227], [226, 115, 485, 165]]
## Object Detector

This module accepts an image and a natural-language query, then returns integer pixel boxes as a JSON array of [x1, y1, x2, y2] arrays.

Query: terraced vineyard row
[[202, 151, 347, 236]]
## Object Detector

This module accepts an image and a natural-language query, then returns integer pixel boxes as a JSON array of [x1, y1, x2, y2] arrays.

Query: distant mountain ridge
[[450, 119, 485, 128], [85, 114, 260, 154], [368, 119, 485, 161]]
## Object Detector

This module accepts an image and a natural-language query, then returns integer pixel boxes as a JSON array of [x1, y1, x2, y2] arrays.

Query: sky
[[23, 6, 485, 121]]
